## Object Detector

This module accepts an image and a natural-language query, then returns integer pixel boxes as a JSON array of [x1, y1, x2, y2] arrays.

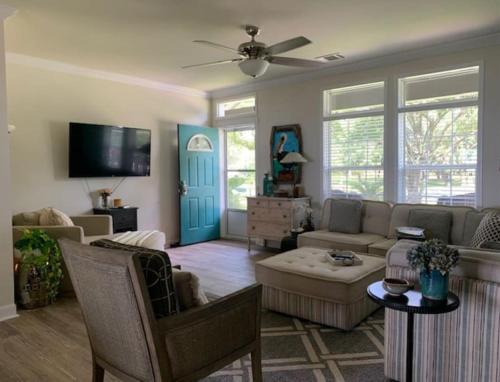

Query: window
[[323, 82, 385, 200], [398, 66, 480, 206], [225, 128, 256, 210], [216, 96, 256, 118]]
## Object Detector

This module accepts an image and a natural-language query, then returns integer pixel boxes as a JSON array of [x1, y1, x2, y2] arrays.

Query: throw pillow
[[408, 209, 452, 244], [328, 199, 362, 234], [39, 207, 74, 227], [470, 212, 500, 248], [12, 211, 42, 226], [90, 239, 179, 318], [462, 211, 487, 246]]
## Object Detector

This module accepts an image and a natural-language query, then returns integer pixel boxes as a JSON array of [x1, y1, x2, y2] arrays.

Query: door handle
[[179, 180, 188, 196]]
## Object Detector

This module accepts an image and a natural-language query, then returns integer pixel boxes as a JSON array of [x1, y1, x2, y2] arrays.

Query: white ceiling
[[3, 0, 500, 92]]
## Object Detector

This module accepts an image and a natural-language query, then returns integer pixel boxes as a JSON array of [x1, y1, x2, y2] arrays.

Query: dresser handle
[[251, 211, 255, 215], [256, 201, 260, 205], [252, 226, 256, 230], [283, 214, 287, 218], [278, 202, 282, 206], [283, 229, 287, 234]]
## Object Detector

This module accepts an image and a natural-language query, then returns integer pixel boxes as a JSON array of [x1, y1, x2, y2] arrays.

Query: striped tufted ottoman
[[255, 247, 385, 330]]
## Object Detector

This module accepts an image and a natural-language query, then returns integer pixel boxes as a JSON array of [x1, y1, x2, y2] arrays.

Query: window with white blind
[[216, 96, 256, 119], [323, 82, 385, 200], [398, 66, 480, 206]]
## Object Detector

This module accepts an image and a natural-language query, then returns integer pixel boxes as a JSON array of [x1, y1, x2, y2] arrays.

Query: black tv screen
[[69, 122, 151, 177]]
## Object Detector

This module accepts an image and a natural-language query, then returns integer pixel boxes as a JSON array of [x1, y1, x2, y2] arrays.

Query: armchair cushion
[[90, 239, 179, 318], [12, 211, 42, 226]]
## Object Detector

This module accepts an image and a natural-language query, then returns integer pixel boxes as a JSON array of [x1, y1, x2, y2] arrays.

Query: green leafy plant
[[15, 229, 63, 302], [406, 239, 459, 275]]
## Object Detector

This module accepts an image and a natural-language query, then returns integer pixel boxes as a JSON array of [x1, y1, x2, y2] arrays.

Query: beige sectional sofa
[[298, 199, 497, 255]]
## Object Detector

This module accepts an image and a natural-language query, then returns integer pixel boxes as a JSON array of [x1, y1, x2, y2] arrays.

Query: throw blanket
[[113, 230, 159, 247]]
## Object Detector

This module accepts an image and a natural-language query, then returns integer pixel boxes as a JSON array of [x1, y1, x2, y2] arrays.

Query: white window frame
[[396, 63, 483, 206], [213, 94, 257, 124], [322, 81, 386, 201], [223, 125, 256, 212]]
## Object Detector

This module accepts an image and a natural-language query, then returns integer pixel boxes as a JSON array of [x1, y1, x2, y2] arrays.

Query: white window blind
[[323, 82, 385, 200], [398, 66, 479, 206]]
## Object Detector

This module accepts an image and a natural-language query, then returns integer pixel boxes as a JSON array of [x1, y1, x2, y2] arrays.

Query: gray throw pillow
[[470, 212, 500, 248], [462, 211, 487, 246], [328, 199, 362, 234], [408, 209, 452, 244]]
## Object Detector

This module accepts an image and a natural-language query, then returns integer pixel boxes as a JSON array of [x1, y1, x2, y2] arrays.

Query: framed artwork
[[270, 124, 303, 184]]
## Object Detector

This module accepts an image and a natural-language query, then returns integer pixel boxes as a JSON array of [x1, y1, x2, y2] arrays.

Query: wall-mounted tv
[[69, 122, 151, 178]]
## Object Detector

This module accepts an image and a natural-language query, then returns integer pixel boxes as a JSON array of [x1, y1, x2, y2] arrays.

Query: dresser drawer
[[267, 208, 292, 223], [248, 207, 268, 221], [248, 198, 269, 208], [269, 199, 292, 209], [247, 222, 290, 238]]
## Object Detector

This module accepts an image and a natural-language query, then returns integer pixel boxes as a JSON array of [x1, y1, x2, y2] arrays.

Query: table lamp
[[280, 152, 308, 197]]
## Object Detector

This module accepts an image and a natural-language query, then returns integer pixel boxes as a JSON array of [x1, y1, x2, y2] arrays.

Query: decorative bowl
[[382, 278, 412, 296]]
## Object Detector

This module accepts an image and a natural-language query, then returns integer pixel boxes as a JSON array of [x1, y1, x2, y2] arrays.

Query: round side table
[[367, 281, 460, 382]]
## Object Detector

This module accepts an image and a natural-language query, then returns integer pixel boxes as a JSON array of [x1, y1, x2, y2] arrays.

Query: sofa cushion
[[328, 199, 362, 234], [387, 239, 500, 284], [320, 199, 392, 236], [297, 230, 384, 252], [462, 210, 487, 246], [470, 212, 500, 248], [90, 239, 179, 318], [388, 204, 473, 245], [39, 207, 74, 227], [408, 209, 452, 243], [368, 239, 397, 256]]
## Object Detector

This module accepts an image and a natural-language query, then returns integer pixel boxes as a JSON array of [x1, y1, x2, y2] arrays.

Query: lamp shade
[[280, 152, 308, 164], [239, 59, 269, 78]]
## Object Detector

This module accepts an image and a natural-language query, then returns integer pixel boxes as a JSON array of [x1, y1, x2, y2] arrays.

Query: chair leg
[[251, 346, 262, 382], [92, 358, 105, 382]]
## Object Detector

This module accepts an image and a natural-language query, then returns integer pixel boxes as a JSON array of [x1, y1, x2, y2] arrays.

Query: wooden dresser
[[247, 196, 310, 250]]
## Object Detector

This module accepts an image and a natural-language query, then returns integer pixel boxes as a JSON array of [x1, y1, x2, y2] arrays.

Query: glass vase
[[420, 269, 449, 300]]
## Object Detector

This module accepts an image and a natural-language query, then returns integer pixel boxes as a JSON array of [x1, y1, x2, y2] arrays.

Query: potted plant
[[14, 229, 63, 309], [406, 239, 459, 300]]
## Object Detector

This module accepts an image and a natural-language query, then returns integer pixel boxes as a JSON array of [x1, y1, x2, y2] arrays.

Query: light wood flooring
[[0, 240, 275, 381]]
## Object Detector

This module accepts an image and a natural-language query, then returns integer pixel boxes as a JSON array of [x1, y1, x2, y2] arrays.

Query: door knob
[[179, 180, 188, 196]]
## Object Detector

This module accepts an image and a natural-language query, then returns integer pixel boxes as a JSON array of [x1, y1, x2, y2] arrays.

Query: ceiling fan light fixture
[[238, 58, 269, 78]]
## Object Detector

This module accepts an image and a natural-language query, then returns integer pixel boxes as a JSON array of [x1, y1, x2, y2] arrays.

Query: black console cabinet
[[93, 207, 138, 233]]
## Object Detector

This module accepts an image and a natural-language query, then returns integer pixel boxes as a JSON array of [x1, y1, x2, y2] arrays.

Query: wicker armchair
[[58, 239, 262, 382]]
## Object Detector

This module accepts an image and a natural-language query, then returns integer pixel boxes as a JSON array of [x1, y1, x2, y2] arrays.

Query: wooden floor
[[0, 240, 275, 381]]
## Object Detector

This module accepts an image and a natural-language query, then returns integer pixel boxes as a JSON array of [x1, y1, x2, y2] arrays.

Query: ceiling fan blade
[[267, 56, 325, 68], [182, 58, 242, 69], [193, 40, 243, 55], [265, 36, 311, 55]]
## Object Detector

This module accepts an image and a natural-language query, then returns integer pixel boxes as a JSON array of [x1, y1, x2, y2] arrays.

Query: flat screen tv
[[69, 122, 151, 177]]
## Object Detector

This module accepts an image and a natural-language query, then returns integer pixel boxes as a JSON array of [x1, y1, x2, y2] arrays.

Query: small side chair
[[59, 239, 262, 382]]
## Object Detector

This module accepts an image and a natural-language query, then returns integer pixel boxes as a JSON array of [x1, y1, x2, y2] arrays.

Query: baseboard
[[0, 303, 18, 322]]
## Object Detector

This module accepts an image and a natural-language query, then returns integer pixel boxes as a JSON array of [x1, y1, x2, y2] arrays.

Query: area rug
[[203, 308, 385, 382]]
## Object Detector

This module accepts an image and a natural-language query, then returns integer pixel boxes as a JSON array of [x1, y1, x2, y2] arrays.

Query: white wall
[[0, 7, 16, 321], [212, 42, 500, 215], [7, 63, 209, 244]]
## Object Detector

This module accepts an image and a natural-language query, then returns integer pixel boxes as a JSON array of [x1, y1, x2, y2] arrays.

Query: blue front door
[[178, 124, 220, 245]]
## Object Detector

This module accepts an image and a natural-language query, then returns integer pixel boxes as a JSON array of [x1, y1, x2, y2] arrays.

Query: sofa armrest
[[157, 284, 261, 380], [13, 225, 84, 244], [387, 239, 500, 283], [70, 215, 113, 236]]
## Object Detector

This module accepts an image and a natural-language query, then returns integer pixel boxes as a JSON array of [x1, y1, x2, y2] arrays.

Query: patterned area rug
[[203, 308, 385, 382]]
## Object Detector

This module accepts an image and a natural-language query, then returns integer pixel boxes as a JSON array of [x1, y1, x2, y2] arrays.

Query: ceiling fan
[[182, 25, 326, 78]]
